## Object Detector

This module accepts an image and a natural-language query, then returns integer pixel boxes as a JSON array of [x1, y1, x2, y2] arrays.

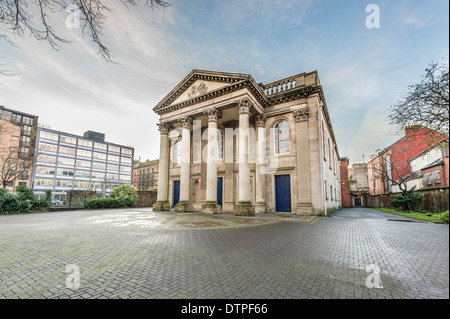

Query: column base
[[174, 201, 194, 213], [296, 203, 314, 215], [202, 201, 221, 214], [255, 202, 268, 214], [234, 202, 255, 216], [153, 201, 171, 211]]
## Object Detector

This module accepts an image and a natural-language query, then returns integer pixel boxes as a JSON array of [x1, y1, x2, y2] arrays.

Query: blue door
[[217, 177, 223, 207], [275, 175, 291, 212], [173, 181, 180, 207], [354, 197, 362, 207]]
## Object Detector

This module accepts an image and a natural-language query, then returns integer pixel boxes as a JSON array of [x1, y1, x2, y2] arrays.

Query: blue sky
[[0, 0, 448, 166]]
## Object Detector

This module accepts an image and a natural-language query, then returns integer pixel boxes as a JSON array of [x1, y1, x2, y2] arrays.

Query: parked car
[[51, 198, 61, 206]]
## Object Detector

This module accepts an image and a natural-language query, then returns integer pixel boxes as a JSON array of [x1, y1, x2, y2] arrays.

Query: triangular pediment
[[153, 70, 267, 114], [168, 79, 237, 107]]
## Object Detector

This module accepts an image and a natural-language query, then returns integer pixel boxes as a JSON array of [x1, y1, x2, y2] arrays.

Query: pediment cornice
[[153, 70, 268, 115]]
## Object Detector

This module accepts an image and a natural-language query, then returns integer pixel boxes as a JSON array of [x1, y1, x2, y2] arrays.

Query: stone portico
[[153, 70, 341, 216]]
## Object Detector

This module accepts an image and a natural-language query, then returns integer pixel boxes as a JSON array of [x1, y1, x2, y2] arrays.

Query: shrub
[[0, 193, 19, 214], [0, 188, 7, 198], [16, 185, 36, 201], [85, 197, 131, 209], [390, 187, 425, 212], [0, 187, 50, 214], [111, 184, 138, 206], [440, 211, 449, 224]]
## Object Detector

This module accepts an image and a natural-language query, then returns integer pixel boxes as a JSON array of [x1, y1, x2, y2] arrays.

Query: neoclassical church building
[[153, 69, 341, 216]]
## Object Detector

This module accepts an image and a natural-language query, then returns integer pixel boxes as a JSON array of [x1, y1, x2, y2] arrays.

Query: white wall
[[410, 147, 442, 172]]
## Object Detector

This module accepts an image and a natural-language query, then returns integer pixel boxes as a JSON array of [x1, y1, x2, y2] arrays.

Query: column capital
[[179, 115, 193, 129], [293, 106, 310, 123], [203, 108, 221, 122], [238, 99, 252, 115], [253, 114, 267, 128], [157, 121, 171, 134]]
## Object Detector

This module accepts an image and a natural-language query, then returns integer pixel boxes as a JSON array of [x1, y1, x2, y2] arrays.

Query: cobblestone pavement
[[0, 207, 448, 299]]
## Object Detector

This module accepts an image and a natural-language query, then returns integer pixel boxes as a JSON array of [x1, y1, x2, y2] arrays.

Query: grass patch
[[375, 208, 444, 222]]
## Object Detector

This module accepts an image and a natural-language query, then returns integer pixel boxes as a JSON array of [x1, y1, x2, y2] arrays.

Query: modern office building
[[0, 105, 39, 190], [31, 127, 134, 203]]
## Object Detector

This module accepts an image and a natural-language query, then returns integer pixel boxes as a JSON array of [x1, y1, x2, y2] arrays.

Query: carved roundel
[[188, 82, 208, 99]]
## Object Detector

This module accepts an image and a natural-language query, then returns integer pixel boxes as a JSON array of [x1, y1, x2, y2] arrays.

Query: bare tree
[[389, 59, 449, 147], [369, 132, 433, 195], [0, 0, 171, 66], [371, 151, 409, 194]]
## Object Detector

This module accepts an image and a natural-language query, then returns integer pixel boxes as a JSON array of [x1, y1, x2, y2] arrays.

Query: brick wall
[[340, 159, 351, 208], [367, 187, 449, 212]]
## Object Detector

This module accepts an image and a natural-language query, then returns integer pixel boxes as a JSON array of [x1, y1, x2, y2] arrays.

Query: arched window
[[173, 141, 182, 166], [217, 129, 224, 160], [274, 120, 290, 155]]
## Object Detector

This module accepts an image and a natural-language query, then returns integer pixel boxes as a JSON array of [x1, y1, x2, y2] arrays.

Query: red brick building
[[421, 148, 449, 188], [132, 159, 159, 191], [368, 126, 445, 195], [340, 158, 351, 208]]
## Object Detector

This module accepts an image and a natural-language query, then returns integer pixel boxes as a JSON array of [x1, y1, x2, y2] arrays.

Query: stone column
[[175, 116, 194, 212], [202, 108, 221, 214], [255, 114, 268, 214], [153, 122, 171, 211], [293, 106, 313, 215], [234, 99, 255, 216]]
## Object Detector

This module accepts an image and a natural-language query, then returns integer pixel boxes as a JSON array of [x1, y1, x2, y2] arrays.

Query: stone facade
[[133, 160, 159, 190], [152, 70, 341, 216]]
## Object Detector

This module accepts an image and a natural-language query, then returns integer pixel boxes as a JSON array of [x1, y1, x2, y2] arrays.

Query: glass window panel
[[120, 166, 131, 173], [60, 135, 77, 145], [94, 142, 107, 150], [91, 171, 105, 179], [93, 152, 107, 161], [41, 131, 59, 141], [37, 154, 57, 164], [107, 164, 119, 172], [59, 146, 76, 156], [74, 170, 91, 178], [58, 157, 75, 166], [35, 166, 56, 175], [78, 139, 93, 148], [34, 178, 54, 187], [92, 162, 106, 170], [274, 120, 290, 155], [109, 145, 120, 153], [108, 154, 120, 162], [57, 169, 74, 177], [77, 149, 92, 158], [121, 157, 132, 164], [76, 160, 91, 168], [122, 148, 133, 155]]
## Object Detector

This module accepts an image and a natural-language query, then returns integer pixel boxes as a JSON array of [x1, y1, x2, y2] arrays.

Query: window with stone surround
[[274, 120, 290, 155]]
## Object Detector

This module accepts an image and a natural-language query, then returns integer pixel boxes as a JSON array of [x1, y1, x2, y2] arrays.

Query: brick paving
[[0, 208, 448, 299]]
